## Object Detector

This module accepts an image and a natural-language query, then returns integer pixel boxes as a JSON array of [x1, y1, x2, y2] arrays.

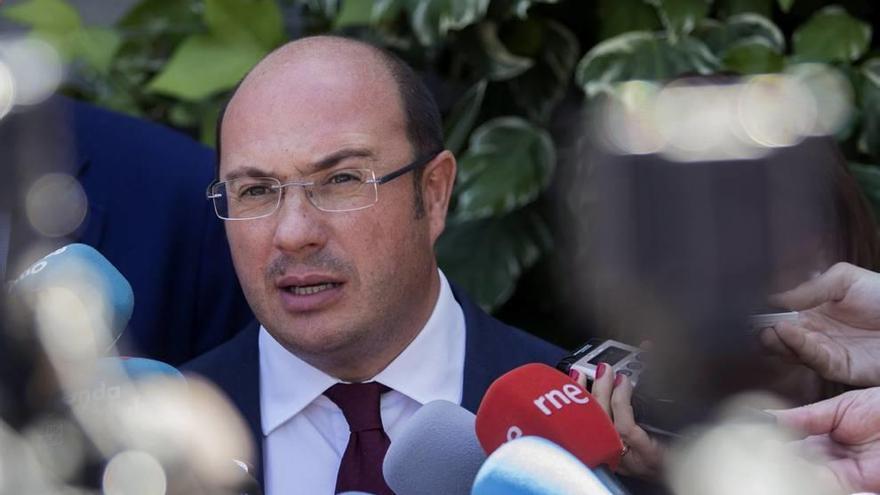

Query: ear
[[421, 150, 457, 245]]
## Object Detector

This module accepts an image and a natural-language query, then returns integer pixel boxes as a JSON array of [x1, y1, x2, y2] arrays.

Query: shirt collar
[[259, 270, 466, 435]]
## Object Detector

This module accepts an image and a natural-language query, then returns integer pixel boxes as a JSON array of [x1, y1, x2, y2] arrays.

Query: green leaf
[[146, 34, 268, 101], [508, 19, 579, 122], [2, 0, 81, 32], [575, 31, 719, 98], [715, 0, 772, 18], [597, 0, 661, 40], [72, 27, 122, 73], [849, 163, 880, 219], [476, 21, 533, 80], [858, 58, 880, 162], [334, 0, 374, 28], [721, 37, 784, 74], [505, 0, 559, 19], [649, 0, 712, 36], [304, 0, 341, 20], [205, 0, 284, 49], [777, 0, 794, 13], [409, 0, 491, 46], [693, 13, 784, 54], [370, 0, 406, 24], [437, 210, 552, 311], [793, 5, 872, 63], [455, 117, 555, 220], [443, 79, 487, 155], [119, 0, 203, 33], [200, 102, 222, 147]]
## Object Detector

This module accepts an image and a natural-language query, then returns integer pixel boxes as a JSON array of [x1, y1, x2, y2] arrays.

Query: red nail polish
[[569, 369, 581, 381], [614, 373, 624, 387], [596, 363, 607, 379]]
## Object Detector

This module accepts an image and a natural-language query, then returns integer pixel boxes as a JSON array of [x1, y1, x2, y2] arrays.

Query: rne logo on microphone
[[533, 383, 589, 416]]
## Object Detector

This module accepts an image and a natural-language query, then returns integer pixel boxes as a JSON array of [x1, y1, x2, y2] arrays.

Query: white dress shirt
[[260, 270, 466, 495]]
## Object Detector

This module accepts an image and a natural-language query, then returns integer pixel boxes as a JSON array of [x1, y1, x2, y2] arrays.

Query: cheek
[[225, 222, 273, 275]]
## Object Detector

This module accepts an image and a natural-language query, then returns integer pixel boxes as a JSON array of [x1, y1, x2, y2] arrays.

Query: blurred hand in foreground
[[771, 387, 880, 493], [761, 262, 880, 386]]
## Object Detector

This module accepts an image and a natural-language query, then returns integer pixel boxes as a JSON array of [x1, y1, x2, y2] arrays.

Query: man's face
[[220, 52, 447, 365]]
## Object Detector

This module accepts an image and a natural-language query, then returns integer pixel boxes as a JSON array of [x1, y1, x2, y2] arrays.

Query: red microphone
[[475, 363, 624, 472]]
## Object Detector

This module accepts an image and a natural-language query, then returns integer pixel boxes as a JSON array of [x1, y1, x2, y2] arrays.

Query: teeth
[[289, 283, 337, 295]]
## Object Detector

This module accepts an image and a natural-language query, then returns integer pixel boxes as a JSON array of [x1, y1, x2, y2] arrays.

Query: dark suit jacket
[[3, 97, 253, 365], [184, 284, 566, 486]]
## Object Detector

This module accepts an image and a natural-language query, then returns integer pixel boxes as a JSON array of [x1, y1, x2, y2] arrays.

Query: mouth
[[275, 275, 345, 312], [282, 282, 342, 296]]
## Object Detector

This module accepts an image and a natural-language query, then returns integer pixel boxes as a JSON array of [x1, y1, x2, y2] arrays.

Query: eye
[[239, 184, 274, 197], [325, 170, 364, 185]]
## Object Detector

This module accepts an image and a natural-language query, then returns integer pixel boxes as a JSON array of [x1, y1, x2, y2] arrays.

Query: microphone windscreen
[[115, 357, 185, 382], [471, 436, 613, 495], [475, 363, 623, 471], [9, 243, 133, 342], [383, 400, 486, 495]]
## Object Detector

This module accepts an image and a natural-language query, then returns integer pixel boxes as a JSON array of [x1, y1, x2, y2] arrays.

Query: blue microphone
[[112, 357, 185, 382], [9, 243, 134, 347], [471, 436, 619, 495]]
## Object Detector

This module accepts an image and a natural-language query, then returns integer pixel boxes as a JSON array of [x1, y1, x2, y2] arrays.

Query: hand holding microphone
[[577, 363, 664, 480], [761, 262, 880, 386]]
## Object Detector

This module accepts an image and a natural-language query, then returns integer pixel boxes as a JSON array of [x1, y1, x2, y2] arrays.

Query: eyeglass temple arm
[[206, 180, 220, 199], [373, 151, 442, 185]]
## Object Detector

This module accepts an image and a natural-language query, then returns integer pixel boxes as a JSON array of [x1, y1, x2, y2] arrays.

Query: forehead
[[219, 52, 408, 176]]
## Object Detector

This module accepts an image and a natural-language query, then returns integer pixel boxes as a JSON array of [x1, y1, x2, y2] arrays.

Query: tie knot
[[324, 382, 390, 433]]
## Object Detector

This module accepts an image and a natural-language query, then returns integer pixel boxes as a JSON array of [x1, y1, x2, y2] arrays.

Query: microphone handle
[[593, 465, 632, 495]]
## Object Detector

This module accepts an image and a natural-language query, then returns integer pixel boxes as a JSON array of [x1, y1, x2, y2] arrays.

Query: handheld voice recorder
[[557, 339, 646, 387]]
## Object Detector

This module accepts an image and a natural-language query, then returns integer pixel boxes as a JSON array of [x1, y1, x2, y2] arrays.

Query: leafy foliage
[[4, 0, 880, 319]]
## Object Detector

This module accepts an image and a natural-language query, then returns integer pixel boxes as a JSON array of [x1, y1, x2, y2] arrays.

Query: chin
[[277, 323, 362, 357]]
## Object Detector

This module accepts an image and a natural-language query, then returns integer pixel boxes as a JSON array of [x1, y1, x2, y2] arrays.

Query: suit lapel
[[454, 284, 506, 413], [205, 322, 264, 483]]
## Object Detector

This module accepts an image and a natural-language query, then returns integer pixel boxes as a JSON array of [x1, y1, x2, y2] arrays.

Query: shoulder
[[453, 284, 566, 366], [184, 321, 260, 380], [67, 96, 213, 184]]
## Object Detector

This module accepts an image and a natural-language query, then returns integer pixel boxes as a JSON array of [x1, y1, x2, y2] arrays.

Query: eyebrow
[[309, 148, 376, 173], [222, 166, 273, 182], [221, 148, 377, 181]]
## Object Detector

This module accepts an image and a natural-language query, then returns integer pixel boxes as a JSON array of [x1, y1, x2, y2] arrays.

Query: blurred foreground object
[[580, 71, 874, 431], [764, 262, 880, 387], [667, 393, 841, 495], [771, 387, 880, 494], [0, 88, 252, 364]]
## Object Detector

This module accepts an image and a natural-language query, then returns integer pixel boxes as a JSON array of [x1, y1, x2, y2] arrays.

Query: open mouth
[[283, 282, 342, 296]]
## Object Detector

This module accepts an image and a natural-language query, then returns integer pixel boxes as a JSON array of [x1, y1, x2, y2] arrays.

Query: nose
[[271, 186, 328, 256]]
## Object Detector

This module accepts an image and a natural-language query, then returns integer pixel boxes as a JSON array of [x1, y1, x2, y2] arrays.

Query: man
[[184, 36, 564, 494]]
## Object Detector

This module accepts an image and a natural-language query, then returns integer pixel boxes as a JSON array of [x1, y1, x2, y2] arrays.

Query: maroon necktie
[[324, 382, 394, 495]]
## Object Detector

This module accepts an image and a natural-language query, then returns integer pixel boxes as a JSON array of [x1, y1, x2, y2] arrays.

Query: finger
[[591, 363, 614, 417], [758, 326, 798, 359], [568, 368, 589, 389], [610, 375, 654, 447], [769, 392, 852, 438], [769, 262, 859, 311], [773, 322, 837, 379]]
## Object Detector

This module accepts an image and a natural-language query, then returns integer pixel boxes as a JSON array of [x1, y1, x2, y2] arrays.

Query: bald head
[[215, 37, 443, 215]]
